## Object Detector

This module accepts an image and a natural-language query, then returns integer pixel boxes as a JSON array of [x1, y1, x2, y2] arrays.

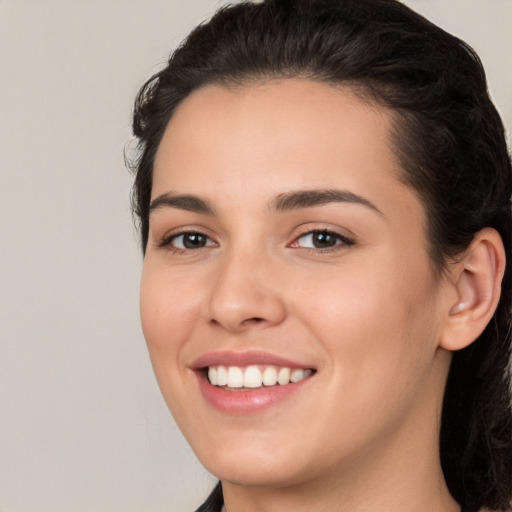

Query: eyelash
[[158, 230, 216, 252], [158, 228, 354, 253], [289, 229, 354, 251]]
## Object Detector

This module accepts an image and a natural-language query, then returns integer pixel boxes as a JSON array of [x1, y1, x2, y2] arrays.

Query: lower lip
[[195, 371, 312, 414]]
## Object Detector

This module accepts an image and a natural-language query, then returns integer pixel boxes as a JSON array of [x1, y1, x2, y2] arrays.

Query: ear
[[439, 228, 506, 351]]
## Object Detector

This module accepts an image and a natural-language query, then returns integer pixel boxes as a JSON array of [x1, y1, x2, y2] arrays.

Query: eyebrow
[[272, 189, 383, 216], [149, 193, 215, 215], [149, 188, 382, 217]]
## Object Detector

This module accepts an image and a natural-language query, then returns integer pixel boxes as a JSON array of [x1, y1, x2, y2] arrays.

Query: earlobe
[[440, 228, 506, 352]]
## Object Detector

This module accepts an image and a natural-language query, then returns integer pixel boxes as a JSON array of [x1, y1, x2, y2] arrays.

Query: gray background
[[1, 1, 510, 511]]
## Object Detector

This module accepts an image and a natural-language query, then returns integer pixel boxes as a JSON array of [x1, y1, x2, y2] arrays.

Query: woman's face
[[141, 79, 454, 488]]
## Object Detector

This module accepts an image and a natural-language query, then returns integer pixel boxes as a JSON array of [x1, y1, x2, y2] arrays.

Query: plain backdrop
[[0, 1, 510, 511]]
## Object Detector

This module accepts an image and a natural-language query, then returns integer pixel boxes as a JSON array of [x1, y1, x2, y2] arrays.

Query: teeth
[[262, 366, 278, 386], [227, 366, 244, 388], [290, 368, 305, 383], [243, 365, 262, 388], [208, 367, 217, 385], [277, 367, 291, 385], [217, 365, 227, 386], [207, 365, 313, 389]]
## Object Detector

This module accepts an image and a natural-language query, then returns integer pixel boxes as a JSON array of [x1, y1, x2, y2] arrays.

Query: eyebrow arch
[[272, 189, 383, 216], [149, 193, 215, 215]]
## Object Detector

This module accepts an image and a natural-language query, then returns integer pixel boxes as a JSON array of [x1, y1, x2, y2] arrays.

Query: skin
[[141, 79, 471, 512]]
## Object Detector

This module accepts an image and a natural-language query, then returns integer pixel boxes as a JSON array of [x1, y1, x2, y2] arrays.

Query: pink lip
[[191, 350, 316, 414], [195, 371, 313, 414], [191, 350, 314, 370]]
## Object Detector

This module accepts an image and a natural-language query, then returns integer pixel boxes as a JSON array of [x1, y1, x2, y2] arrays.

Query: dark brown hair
[[129, 1, 512, 510]]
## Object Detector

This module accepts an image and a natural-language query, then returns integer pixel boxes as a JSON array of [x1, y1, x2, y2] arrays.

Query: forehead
[[154, 79, 399, 189], [152, 79, 424, 229]]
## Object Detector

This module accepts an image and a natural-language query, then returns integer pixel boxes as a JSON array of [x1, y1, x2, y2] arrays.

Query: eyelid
[[288, 227, 355, 250], [157, 227, 217, 250], [154, 224, 354, 253]]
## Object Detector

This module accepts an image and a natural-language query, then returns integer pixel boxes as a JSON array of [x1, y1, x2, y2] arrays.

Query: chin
[[196, 438, 310, 488], [208, 462, 305, 489]]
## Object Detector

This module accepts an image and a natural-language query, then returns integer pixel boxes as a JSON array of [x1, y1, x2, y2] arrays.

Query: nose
[[205, 250, 287, 333]]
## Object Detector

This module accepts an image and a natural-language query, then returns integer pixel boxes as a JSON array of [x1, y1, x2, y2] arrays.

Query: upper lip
[[191, 350, 316, 370]]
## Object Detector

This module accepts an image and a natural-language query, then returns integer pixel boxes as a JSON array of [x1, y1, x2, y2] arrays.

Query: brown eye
[[170, 232, 215, 249], [294, 230, 353, 249]]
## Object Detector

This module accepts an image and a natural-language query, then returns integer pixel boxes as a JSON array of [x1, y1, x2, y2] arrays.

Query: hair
[[129, 0, 512, 510]]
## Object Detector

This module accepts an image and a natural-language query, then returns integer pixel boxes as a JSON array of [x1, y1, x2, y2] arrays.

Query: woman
[[129, 0, 512, 510]]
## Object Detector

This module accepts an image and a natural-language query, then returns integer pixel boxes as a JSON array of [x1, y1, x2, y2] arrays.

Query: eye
[[164, 232, 216, 250], [292, 230, 353, 250]]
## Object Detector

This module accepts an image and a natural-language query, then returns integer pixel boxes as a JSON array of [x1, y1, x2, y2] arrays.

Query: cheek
[[291, 272, 440, 454], [295, 258, 439, 391], [139, 263, 203, 425], [139, 262, 201, 372]]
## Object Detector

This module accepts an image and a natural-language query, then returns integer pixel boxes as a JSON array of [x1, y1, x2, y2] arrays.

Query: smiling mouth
[[206, 365, 315, 390]]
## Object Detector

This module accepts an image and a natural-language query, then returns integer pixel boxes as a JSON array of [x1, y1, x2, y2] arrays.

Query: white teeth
[[207, 365, 313, 388], [262, 366, 278, 386], [243, 365, 262, 388], [217, 365, 227, 386], [208, 367, 218, 386], [227, 366, 244, 388], [277, 367, 291, 385], [290, 368, 304, 383]]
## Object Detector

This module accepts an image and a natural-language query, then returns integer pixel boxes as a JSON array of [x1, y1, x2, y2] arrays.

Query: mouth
[[206, 364, 315, 390], [192, 351, 317, 412]]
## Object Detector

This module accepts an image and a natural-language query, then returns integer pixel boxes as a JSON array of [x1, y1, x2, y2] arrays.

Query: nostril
[[209, 317, 263, 326], [246, 317, 264, 324], [208, 316, 265, 332], [238, 317, 267, 329]]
